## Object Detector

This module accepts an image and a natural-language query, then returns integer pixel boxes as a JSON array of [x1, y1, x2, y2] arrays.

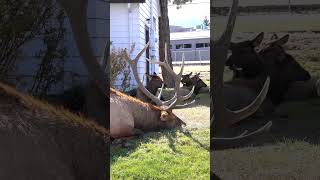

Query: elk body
[[110, 88, 185, 138], [0, 83, 109, 180]]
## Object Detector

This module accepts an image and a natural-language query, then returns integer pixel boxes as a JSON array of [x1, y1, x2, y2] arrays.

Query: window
[[176, 44, 183, 49], [196, 43, 204, 48], [183, 44, 192, 48], [204, 43, 210, 47], [170, 44, 172, 49]]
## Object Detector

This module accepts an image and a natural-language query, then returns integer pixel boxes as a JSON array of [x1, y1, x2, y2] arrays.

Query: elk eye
[[160, 111, 169, 121]]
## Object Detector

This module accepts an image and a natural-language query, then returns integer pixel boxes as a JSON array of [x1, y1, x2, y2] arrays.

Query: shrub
[[110, 44, 136, 92]]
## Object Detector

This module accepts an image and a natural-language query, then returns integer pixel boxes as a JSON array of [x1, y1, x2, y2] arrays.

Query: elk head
[[261, 34, 311, 82], [225, 32, 265, 79], [181, 72, 207, 95], [259, 34, 311, 104], [211, 0, 272, 144], [226, 33, 311, 105], [191, 73, 208, 94], [145, 72, 167, 95], [181, 72, 193, 86]]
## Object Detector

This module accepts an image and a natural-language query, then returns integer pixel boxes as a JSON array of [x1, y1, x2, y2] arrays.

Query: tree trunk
[[159, 0, 175, 88]]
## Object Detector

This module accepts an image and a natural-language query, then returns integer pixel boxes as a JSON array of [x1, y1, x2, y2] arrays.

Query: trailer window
[[176, 44, 183, 49], [196, 43, 204, 48], [183, 44, 192, 48]]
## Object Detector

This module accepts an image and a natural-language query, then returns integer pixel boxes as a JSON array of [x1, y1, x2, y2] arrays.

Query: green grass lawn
[[111, 76, 210, 179], [111, 129, 209, 179], [213, 140, 320, 179], [213, 97, 320, 179]]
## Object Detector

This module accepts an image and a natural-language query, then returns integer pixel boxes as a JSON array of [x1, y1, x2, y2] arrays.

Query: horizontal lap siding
[[111, 1, 160, 90], [137, 0, 160, 80], [15, 0, 110, 94]]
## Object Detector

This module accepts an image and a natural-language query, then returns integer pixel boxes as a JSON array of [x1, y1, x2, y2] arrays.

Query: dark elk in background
[[126, 72, 166, 104], [226, 32, 316, 111], [181, 72, 208, 95]]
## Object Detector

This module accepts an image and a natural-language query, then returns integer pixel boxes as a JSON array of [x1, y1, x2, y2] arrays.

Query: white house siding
[[14, 0, 109, 94], [110, 0, 160, 89]]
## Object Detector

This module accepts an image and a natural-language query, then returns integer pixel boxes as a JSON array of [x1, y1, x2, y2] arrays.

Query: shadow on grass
[[213, 97, 320, 151], [111, 127, 209, 164]]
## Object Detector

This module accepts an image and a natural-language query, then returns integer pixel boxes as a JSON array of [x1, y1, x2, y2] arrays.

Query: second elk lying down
[[181, 72, 209, 95], [110, 42, 195, 138]]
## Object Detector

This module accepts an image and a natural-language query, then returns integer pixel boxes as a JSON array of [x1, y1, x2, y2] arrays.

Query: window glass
[[176, 44, 183, 49], [183, 44, 192, 48]]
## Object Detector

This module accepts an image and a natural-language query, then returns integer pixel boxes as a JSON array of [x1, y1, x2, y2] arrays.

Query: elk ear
[[274, 34, 289, 46], [251, 32, 264, 47], [188, 72, 193, 76]]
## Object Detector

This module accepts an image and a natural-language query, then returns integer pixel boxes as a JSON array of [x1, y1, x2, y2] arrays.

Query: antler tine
[[212, 0, 271, 130], [180, 86, 195, 101], [125, 42, 178, 106], [147, 43, 195, 110], [161, 98, 178, 111], [212, 121, 272, 149], [57, 0, 108, 93], [172, 99, 196, 109], [125, 42, 151, 65], [157, 83, 165, 99], [178, 52, 185, 76]]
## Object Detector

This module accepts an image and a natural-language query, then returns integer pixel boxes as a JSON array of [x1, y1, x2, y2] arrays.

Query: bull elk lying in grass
[[110, 42, 196, 138], [0, 82, 109, 179]]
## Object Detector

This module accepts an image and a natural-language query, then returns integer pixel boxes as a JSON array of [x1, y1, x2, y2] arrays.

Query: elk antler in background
[[211, 0, 272, 145], [124, 42, 195, 111], [56, 0, 108, 94]]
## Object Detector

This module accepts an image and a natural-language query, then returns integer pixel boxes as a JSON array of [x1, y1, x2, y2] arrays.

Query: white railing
[[171, 49, 210, 65]]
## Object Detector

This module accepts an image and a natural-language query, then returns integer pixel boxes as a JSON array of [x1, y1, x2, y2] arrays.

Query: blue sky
[[168, 0, 210, 28]]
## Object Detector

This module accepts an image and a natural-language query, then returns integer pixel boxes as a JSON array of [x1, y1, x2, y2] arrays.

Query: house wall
[[110, 0, 160, 90], [14, 0, 110, 94]]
